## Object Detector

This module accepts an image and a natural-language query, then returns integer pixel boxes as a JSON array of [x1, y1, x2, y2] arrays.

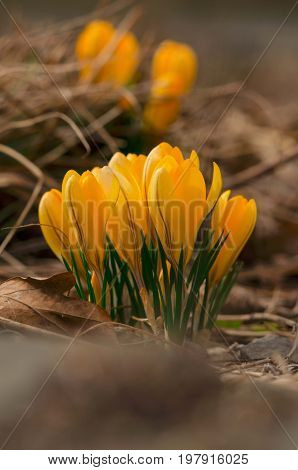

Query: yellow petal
[[129, 155, 146, 185], [189, 150, 200, 169], [147, 145, 208, 264], [206, 163, 223, 214], [211, 190, 231, 230], [62, 170, 80, 201], [76, 21, 139, 86], [76, 21, 114, 60], [171, 161, 206, 261], [109, 153, 142, 204], [81, 172, 109, 264], [91, 272, 102, 305], [148, 166, 175, 262], [144, 142, 181, 196], [210, 196, 257, 284], [64, 173, 85, 248], [92, 166, 119, 204], [39, 189, 79, 268], [151, 73, 185, 98], [152, 40, 198, 94], [143, 97, 180, 133], [109, 31, 140, 85], [65, 172, 109, 269], [38, 190, 65, 260]]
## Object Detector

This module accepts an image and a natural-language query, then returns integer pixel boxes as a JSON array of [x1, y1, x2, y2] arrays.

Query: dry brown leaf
[[0, 272, 111, 337]]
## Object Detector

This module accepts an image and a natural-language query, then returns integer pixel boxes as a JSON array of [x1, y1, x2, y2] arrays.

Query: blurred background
[[1, 0, 298, 101]]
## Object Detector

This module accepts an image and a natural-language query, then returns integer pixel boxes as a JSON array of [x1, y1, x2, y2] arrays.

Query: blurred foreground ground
[[1, 337, 298, 449]]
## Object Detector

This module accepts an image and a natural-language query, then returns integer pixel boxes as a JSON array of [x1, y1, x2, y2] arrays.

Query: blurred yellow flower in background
[[144, 41, 198, 132], [152, 41, 198, 95], [143, 97, 181, 134], [76, 20, 140, 85]]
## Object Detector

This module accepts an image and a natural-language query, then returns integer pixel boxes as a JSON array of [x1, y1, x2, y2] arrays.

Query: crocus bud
[[76, 20, 140, 86]]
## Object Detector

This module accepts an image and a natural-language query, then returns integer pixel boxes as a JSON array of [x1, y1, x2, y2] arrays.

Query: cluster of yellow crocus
[[76, 20, 140, 85], [38, 167, 118, 282], [39, 143, 257, 299], [144, 41, 198, 132]]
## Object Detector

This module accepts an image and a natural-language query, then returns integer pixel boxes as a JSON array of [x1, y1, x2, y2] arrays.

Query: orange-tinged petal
[[143, 97, 180, 133], [189, 150, 200, 169], [206, 163, 223, 214], [91, 272, 102, 305], [211, 190, 231, 230], [76, 21, 139, 86], [170, 146, 184, 164], [210, 195, 257, 284], [151, 73, 186, 98], [76, 21, 114, 60], [152, 40, 198, 94], [110, 31, 140, 85]]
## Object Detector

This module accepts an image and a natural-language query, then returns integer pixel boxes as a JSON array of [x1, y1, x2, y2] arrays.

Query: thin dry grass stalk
[[0, 3, 149, 171], [0, 144, 44, 256]]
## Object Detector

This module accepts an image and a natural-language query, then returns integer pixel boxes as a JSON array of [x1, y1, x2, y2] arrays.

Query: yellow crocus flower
[[107, 152, 147, 280], [76, 20, 140, 85], [143, 97, 181, 133], [152, 41, 198, 95], [38, 188, 85, 277], [146, 143, 222, 265], [39, 189, 72, 262], [209, 191, 257, 285], [144, 40, 198, 132], [39, 167, 119, 277], [63, 167, 119, 271]]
